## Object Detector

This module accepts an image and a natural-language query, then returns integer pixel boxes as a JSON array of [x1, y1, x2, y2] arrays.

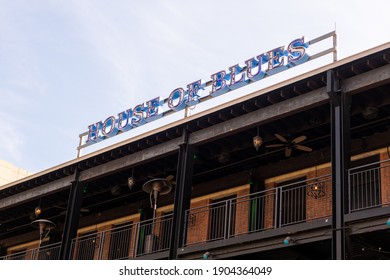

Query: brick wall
[[186, 199, 211, 245], [264, 182, 276, 229], [234, 188, 250, 235], [380, 151, 390, 206], [185, 185, 250, 245], [306, 166, 332, 221]]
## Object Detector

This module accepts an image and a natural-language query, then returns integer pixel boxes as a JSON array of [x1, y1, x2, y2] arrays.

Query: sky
[[0, 0, 389, 174]]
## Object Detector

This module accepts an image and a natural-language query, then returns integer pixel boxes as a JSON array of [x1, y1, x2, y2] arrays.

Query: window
[[209, 195, 236, 240], [349, 155, 381, 211]]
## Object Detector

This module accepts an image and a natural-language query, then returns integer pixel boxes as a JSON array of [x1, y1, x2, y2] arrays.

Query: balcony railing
[[0, 242, 61, 260], [348, 158, 390, 212], [69, 213, 173, 260], [135, 213, 173, 257], [2, 159, 390, 260], [184, 174, 332, 246]]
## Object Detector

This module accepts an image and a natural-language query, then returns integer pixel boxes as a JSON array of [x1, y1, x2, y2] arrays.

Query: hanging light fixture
[[34, 206, 42, 217], [128, 168, 135, 190], [253, 127, 263, 151], [307, 166, 325, 199]]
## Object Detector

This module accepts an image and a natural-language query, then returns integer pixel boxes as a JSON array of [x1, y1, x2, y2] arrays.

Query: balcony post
[[328, 70, 350, 260], [169, 128, 194, 259], [59, 167, 84, 260]]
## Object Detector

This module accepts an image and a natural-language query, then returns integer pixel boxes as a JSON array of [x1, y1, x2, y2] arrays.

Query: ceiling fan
[[266, 134, 313, 157], [55, 205, 90, 215]]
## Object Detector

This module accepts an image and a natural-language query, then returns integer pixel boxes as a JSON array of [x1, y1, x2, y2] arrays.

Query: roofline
[[2, 41, 389, 190]]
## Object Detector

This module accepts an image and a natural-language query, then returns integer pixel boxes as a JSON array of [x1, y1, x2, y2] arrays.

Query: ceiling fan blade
[[275, 134, 288, 143], [56, 205, 89, 212], [60, 208, 89, 215], [285, 147, 292, 157], [266, 144, 285, 148], [165, 175, 174, 181], [292, 135, 307, 144], [295, 145, 313, 152]]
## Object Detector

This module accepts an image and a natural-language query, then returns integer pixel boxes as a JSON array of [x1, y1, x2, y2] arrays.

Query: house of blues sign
[[82, 32, 336, 148]]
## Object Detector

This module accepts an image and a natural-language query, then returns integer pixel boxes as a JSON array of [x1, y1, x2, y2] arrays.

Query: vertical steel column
[[169, 128, 194, 260], [59, 167, 84, 260], [328, 70, 350, 260]]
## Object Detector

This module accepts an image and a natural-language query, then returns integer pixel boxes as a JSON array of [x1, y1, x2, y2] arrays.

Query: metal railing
[[0, 242, 61, 260], [135, 213, 173, 257], [184, 174, 332, 246], [69, 213, 173, 260], [348, 158, 390, 212]]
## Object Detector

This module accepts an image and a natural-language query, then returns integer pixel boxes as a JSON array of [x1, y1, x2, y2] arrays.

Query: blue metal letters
[[85, 36, 309, 145]]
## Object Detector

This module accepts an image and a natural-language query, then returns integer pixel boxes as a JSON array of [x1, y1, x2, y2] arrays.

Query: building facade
[[0, 160, 31, 187], [1, 42, 390, 260]]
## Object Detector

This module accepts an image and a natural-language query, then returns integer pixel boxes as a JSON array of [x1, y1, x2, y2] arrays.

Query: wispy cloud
[[62, 1, 146, 107]]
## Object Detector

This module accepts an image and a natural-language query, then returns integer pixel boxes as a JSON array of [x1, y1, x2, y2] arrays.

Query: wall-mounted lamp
[[307, 181, 325, 199], [283, 236, 295, 245], [386, 218, 390, 227], [203, 251, 211, 260], [307, 166, 325, 199]]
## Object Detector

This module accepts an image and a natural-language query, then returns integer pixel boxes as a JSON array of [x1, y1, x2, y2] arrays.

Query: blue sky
[[1, 0, 389, 173]]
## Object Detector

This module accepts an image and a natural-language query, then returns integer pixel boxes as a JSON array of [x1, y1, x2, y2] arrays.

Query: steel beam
[[0, 175, 73, 210], [328, 70, 350, 260], [169, 129, 194, 259], [341, 63, 390, 94], [79, 138, 182, 182], [59, 168, 84, 260]]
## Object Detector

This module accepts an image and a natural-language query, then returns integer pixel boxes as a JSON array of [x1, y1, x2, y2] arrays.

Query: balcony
[[70, 214, 173, 260], [2, 159, 390, 260], [0, 242, 61, 260], [184, 174, 332, 246]]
